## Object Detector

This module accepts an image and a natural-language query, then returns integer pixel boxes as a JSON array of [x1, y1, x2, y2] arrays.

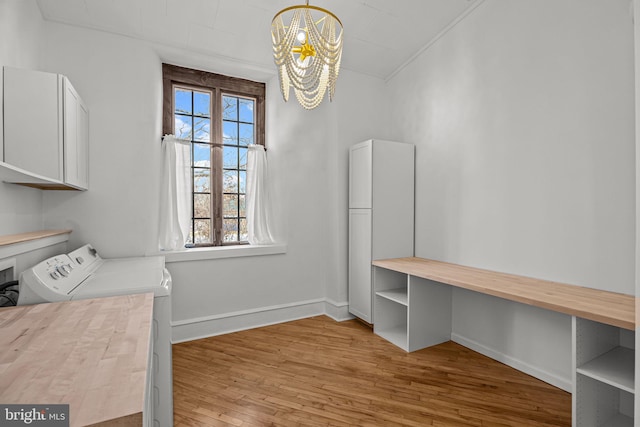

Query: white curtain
[[158, 135, 192, 250], [246, 144, 275, 245]]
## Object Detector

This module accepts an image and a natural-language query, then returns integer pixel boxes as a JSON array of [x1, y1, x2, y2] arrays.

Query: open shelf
[[376, 288, 408, 306], [577, 347, 634, 394], [601, 413, 634, 427], [373, 268, 453, 353], [374, 291, 408, 351], [375, 325, 408, 351], [574, 318, 635, 427], [575, 371, 634, 427]]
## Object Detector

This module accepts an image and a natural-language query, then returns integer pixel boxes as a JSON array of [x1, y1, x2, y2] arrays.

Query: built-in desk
[[372, 257, 636, 427]]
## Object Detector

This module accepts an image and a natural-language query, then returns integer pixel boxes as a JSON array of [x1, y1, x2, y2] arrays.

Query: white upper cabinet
[[2, 67, 88, 190], [63, 77, 89, 189], [3, 67, 63, 182]]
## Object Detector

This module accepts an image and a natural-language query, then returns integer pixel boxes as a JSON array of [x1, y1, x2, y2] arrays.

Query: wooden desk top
[[0, 293, 154, 426], [373, 257, 636, 330]]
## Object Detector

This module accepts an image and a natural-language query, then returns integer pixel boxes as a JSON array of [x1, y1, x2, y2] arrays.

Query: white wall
[[320, 71, 393, 309], [36, 19, 388, 340], [386, 0, 635, 390], [0, 0, 46, 235], [170, 69, 389, 340], [41, 23, 163, 258]]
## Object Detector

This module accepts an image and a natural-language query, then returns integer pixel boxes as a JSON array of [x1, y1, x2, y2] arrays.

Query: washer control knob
[[76, 256, 84, 265], [50, 271, 60, 280], [56, 266, 68, 277]]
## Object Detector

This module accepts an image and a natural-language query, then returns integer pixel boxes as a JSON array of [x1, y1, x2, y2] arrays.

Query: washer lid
[[72, 256, 170, 298]]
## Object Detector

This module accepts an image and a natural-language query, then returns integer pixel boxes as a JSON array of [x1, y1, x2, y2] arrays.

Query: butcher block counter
[[0, 293, 154, 426]]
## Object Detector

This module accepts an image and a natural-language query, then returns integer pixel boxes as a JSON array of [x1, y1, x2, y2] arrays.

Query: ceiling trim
[[385, 0, 487, 82]]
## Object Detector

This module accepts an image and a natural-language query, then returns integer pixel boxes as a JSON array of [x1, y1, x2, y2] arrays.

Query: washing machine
[[18, 244, 173, 427]]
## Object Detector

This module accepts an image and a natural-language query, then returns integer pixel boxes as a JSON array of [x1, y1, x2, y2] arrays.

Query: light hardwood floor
[[173, 316, 571, 426]]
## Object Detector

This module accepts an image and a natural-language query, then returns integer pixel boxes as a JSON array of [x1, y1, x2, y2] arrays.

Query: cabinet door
[[63, 78, 89, 189], [3, 67, 63, 181], [371, 141, 415, 260], [348, 209, 373, 323], [349, 141, 372, 209]]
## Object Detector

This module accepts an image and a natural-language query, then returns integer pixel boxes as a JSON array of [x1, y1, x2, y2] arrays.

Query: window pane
[[223, 219, 238, 242], [194, 168, 210, 193], [194, 219, 211, 244], [223, 121, 238, 146], [239, 170, 246, 193], [223, 194, 238, 218], [222, 96, 238, 121], [194, 91, 210, 116], [239, 148, 247, 170], [193, 143, 210, 167], [175, 89, 192, 114], [239, 218, 248, 241], [194, 117, 211, 142], [223, 146, 238, 169], [194, 193, 210, 218], [239, 194, 246, 217], [239, 99, 254, 123], [239, 123, 253, 146], [175, 115, 192, 140], [223, 170, 238, 193]]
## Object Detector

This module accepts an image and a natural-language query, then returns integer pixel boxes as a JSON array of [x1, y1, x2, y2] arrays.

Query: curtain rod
[[161, 136, 266, 151]]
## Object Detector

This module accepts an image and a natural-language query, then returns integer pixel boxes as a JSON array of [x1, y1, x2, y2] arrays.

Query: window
[[162, 64, 265, 247]]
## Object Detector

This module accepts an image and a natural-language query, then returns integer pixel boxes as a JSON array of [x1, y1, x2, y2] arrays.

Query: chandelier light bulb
[[296, 30, 307, 44]]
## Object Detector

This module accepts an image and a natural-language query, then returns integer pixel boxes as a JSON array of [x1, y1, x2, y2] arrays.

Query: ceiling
[[36, 0, 477, 80]]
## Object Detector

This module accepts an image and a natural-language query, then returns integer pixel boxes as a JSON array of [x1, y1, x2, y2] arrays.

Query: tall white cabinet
[[348, 140, 414, 324], [2, 67, 89, 190]]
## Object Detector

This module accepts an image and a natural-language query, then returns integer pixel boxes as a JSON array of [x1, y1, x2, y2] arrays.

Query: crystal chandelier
[[271, 1, 343, 110]]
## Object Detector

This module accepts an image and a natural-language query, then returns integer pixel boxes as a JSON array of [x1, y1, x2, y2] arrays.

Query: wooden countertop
[[0, 229, 72, 246], [0, 293, 154, 426], [373, 257, 636, 330]]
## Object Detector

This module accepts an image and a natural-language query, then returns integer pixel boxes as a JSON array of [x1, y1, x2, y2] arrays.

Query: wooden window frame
[[162, 63, 265, 246]]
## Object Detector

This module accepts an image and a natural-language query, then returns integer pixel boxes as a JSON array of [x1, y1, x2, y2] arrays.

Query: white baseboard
[[451, 333, 572, 392], [172, 298, 352, 343], [324, 298, 355, 322]]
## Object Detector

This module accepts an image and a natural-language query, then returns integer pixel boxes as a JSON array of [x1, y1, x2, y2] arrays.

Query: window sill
[[157, 243, 287, 263]]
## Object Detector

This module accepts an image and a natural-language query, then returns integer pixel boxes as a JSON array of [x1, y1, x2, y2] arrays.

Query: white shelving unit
[[373, 267, 452, 352], [573, 318, 635, 427], [374, 267, 409, 350]]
